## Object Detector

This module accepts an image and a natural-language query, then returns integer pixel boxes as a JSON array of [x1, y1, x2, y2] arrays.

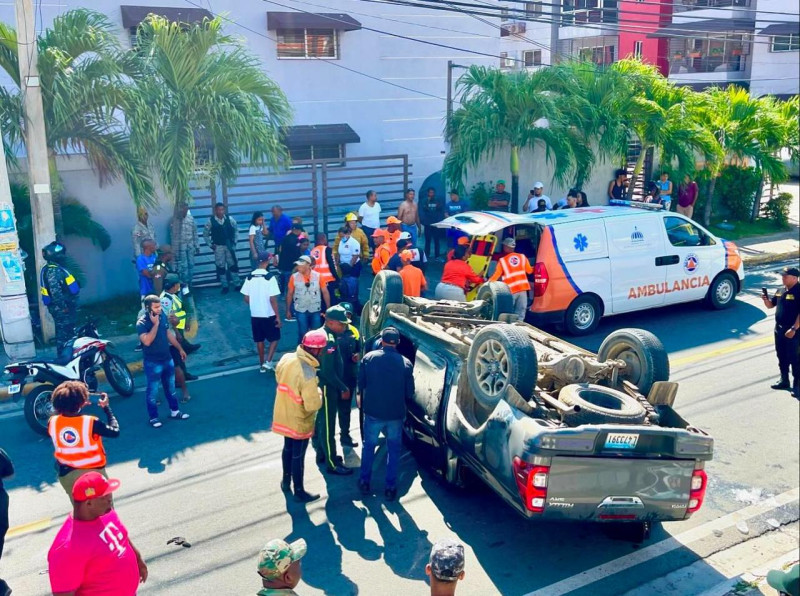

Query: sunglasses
[[305, 282, 310, 288]]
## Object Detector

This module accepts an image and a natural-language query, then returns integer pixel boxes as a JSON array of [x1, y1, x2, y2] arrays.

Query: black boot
[[771, 377, 790, 390], [294, 489, 320, 503], [280, 474, 291, 492]]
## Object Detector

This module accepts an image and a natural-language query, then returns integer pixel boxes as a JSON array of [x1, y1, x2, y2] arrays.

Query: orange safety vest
[[48, 414, 107, 469], [386, 230, 401, 256], [497, 252, 532, 294], [310, 245, 335, 285], [372, 244, 392, 275]]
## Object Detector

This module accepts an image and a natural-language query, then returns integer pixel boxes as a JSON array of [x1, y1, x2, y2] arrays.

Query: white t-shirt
[[240, 270, 280, 318], [525, 194, 553, 212], [358, 202, 381, 228], [338, 237, 361, 264]]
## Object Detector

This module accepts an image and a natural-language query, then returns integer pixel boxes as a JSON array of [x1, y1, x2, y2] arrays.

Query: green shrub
[[763, 192, 794, 228], [469, 181, 491, 210], [713, 165, 761, 222]]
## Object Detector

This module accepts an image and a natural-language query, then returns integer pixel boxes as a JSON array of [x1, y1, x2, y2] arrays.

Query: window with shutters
[[277, 28, 338, 59]]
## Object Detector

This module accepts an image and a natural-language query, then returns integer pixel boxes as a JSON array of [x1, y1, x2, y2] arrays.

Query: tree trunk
[[510, 145, 520, 213], [751, 172, 765, 222], [703, 176, 717, 227]]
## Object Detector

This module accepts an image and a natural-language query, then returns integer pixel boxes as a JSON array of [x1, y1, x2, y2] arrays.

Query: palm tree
[[126, 15, 292, 208], [444, 65, 591, 212], [0, 10, 154, 234]]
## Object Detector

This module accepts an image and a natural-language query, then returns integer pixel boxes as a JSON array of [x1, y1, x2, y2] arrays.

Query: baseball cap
[[291, 222, 304, 231], [73, 472, 121, 502], [780, 266, 800, 277], [386, 216, 401, 225], [429, 539, 465, 582], [533, 181, 544, 189], [399, 231, 412, 241], [457, 236, 470, 246], [294, 255, 312, 266], [164, 273, 181, 287], [400, 250, 414, 263], [257, 538, 307, 580], [325, 305, 349, 323], [767, 564, 799, 596], [502, 237, 516, 248], [496, 179, 506, 185], [371, 229, 387, 238], [257, 250, 272, 263], [339, 301, 354, 317], [381, 326, 400, 345]]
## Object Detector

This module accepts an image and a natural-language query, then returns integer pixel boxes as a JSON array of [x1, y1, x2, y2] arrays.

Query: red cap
[[72, 472, 121, 502]]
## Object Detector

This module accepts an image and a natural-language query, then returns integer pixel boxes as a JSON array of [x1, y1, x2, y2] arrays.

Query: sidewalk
[[736, 229, 800, 267]]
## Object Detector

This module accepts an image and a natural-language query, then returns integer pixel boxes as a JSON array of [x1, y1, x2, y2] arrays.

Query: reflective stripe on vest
[[498, 253, 531, 294], [48, 415, 106, 468], [292, 271, 322, 313], [160, 291, 186, 330], [310, 246, 335, 284]]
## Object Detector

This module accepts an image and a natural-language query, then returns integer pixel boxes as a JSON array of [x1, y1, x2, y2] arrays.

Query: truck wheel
[[597, 328, 669, 395], [476, 282, 514, 321], [467, 324, 538, 409], [24, 385, 55, 436], [564, 294, 602, 335], [559, 383, 647, 425], [705, 272, 738, 310], [367, 271, 404, 335]]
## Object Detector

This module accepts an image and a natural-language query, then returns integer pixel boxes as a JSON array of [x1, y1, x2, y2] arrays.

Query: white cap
[[399, 231, 412, 240], [502, 237, 516, 248], [533, 181, 544, 189]]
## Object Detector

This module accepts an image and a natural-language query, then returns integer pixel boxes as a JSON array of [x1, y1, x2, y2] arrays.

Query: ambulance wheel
[[368, 271, 403, 333], [564, 295, 602, 335], [705, 272, 737, 310], [597, 328, 669, 395], [467, 324, 538, 409], [476, 282, 514, 321]]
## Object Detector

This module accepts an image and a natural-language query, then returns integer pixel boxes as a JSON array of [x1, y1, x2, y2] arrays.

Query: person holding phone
[[137, 295, 191, 428], [47, 381, 120, 501], [762, 266, 800, 398]]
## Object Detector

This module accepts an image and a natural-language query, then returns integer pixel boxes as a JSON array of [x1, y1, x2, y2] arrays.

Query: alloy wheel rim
[[474, 339, 510, 396]]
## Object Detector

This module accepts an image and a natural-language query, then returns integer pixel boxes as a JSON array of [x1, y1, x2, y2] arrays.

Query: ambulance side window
[[663, 217, 714, 248]]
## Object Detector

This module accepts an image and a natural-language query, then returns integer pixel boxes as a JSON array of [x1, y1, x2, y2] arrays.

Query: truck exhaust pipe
[[538, 392, 581, 414]]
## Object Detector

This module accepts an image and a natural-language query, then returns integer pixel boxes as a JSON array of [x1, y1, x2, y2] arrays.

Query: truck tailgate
[[543, 456, 695, 521]]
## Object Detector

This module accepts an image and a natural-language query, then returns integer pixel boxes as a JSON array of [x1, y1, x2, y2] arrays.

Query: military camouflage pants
[[213, 245, 239, 288], [49, 305, 77, 358], [176, 247, 195, 286]]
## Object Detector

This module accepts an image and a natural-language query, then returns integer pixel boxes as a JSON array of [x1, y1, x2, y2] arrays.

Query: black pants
[[424, 225, 443, 258], [775, 327, 800, 384], [338, 383, 356, 443], [281, 437, 310, 492], [0, 487, 8, 561], [313, 386, 340, 469]]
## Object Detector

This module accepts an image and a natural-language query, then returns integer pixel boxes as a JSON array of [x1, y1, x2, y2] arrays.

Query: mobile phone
[[762, 287, 768, 297], [88, 392, 103, 405]]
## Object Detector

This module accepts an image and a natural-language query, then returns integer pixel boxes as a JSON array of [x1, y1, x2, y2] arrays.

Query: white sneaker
[[265, 361, 275, 371], [260, 364, 268, 373]]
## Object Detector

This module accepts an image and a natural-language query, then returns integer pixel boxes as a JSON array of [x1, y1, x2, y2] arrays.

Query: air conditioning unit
[[506, 22, 527, 35]]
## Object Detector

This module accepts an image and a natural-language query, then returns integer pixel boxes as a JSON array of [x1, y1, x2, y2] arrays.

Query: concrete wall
[[749, 0, 800, 97]]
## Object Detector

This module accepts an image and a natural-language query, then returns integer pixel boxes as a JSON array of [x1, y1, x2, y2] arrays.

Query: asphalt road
[[1, 259, 798, 596]]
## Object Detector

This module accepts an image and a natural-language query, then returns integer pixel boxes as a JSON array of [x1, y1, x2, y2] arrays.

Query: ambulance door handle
[[655, 255, 679, 266]]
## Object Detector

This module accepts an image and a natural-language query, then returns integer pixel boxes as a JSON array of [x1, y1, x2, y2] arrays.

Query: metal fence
[[188, 154, 411, 286]]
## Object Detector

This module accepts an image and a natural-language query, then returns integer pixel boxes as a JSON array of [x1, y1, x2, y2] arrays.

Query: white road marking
[[524, 487, 800, 596]]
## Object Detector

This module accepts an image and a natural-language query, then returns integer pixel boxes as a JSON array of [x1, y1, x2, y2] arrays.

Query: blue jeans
[[279, 271, 293, 295], [144, 358, 179, 420], [359, 416, 403, 489], [401, 223, 418, 247], [295, 310, 321, 344]]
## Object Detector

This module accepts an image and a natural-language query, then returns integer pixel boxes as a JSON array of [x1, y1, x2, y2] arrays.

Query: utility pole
[[446, 61, 467, 127], [16, 0, 56, 342]]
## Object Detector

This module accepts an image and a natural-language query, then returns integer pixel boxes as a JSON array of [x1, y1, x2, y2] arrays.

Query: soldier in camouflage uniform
[[39, 242, 80, 359], [203, 202, 240, 293], [132, 207, 156, 259], [169, 202, 199, 287], [257, 538, 307, 595]]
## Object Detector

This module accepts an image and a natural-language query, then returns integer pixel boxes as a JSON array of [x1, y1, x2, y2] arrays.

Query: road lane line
[[524, 487, 800, 596], [6, 517, 52, 539], [671, 336, 772, 368]]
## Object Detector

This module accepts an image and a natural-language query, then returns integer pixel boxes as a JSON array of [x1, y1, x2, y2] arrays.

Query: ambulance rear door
[[604, 214, 667, 314]]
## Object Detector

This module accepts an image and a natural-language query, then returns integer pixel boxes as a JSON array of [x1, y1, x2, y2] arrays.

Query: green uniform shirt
[[257, 588, 300, 595], [316, 327, 348, 392]]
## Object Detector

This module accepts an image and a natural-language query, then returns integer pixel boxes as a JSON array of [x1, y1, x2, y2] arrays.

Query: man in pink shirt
[[48, 473, 147, 595]]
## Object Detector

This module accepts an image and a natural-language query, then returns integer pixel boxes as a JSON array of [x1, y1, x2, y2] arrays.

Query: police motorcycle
[[3, 319, 135, 436]]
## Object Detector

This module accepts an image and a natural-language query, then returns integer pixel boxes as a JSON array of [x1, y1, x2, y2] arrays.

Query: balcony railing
[[669, 52, 747, 74], [674, 0, 750, 13]]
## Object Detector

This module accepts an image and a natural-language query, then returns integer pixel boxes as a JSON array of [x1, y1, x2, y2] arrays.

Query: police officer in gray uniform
[[39, 242, 80, 358]]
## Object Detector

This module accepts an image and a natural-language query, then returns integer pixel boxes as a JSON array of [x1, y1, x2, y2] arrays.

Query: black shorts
[[251, 316, 280, 343]]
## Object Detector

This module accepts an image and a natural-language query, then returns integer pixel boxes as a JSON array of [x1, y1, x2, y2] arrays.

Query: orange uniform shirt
[[399, 264, 427, 297]]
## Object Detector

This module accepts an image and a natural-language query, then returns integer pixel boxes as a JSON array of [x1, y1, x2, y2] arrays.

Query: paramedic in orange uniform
[[48, 381, 120, 502], [489, 237, 533, 320], [385, 216, 402, 254], [446, 236, 470, 261], [371, 230, 392, 274], [435, 246, 484, 301], [399, 250, 427, 297]]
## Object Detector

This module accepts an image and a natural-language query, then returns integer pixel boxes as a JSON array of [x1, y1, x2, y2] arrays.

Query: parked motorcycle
[[3, 320, 135, 435]]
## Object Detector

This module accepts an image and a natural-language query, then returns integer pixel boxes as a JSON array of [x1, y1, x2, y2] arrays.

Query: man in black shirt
[[762, 266, 800, 398], [357, 326, 414, 500], [278, 223, 304, 294]]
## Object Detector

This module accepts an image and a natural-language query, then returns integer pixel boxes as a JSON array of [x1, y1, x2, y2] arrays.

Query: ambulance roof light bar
[[608, 199, 664, 211]]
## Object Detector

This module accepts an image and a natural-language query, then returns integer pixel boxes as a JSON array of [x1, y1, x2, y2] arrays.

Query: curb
[[741, 250, 800, 267], [698, 549, 800, 596]]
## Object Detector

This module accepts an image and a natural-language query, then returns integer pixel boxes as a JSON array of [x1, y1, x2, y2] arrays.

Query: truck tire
[[705, 272, 738, 310], [367, 271, 403, 335], [24, 384, 55, 436], [467, 324, 538, 409], [559, 384, 647, 425], [564, 294, 602, 335], [597, 328, 669, 395], [476, 282, 514, 321]]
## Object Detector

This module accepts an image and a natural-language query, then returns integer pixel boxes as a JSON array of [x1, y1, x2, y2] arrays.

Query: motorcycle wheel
[[103, 353, 135, 397], [24, 385, 55, 436]]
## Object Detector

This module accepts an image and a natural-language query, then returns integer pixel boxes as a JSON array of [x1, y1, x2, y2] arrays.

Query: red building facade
[[618, 0, 672, 75]]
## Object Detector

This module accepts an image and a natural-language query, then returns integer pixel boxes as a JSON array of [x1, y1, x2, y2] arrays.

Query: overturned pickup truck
[[361, 272, 713, 540]]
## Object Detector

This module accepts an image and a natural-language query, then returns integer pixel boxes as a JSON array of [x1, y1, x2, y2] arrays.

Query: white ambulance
[[436, 203, 745, 335]]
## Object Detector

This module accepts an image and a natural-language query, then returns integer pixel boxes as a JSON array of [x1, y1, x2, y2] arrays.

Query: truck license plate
[[7, 384, 20, 394], [605, 433, 639, 449]]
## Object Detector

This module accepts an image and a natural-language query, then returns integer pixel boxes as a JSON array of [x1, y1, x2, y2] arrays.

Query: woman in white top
[[358, 190, 381, 249], [248, 211, 268, 270]]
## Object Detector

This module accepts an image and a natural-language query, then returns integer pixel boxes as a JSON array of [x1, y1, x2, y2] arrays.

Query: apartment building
[[498, 0, 556, 71]]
